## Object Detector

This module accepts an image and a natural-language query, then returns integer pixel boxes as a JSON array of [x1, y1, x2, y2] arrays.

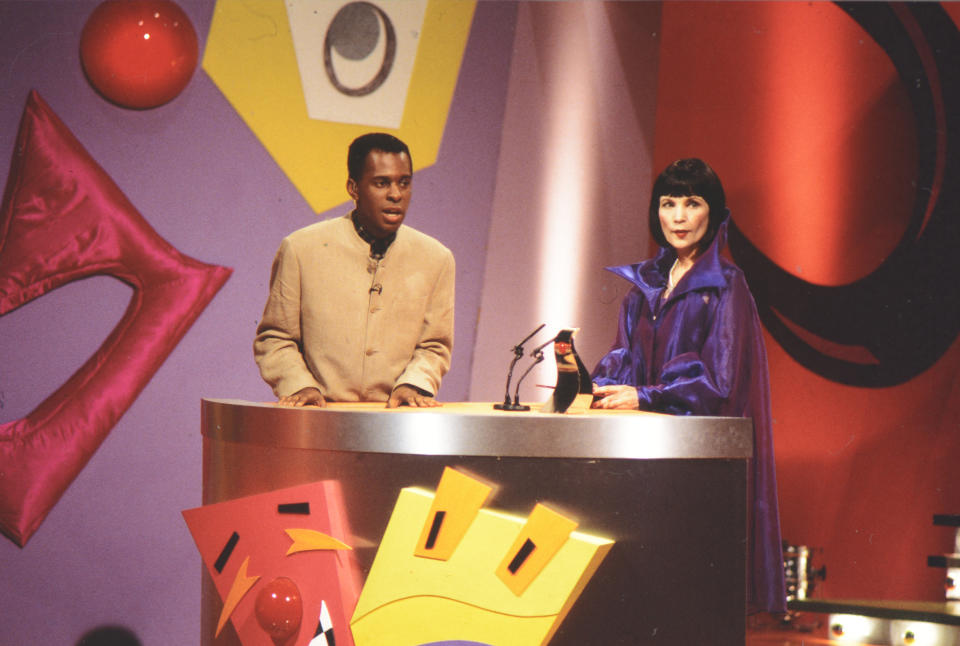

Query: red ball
[[79, 1, 198, 109], [254, 577, 303, 643]]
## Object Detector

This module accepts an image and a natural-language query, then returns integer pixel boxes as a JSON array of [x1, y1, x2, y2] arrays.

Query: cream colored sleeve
[[394, 249, 455, 396], [253, 238, 323, 397]]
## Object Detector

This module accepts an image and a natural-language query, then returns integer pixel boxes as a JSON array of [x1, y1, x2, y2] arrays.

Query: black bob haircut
[[347, 133, 412, 181], [648, 158, 726, 254]]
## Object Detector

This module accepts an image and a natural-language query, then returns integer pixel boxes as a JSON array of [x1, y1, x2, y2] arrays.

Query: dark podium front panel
[[198, 399, 751, 646]]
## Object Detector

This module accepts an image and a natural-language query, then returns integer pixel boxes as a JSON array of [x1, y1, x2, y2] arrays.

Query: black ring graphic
[[323, 2, 397, 97], [728, 2, 960, 387]]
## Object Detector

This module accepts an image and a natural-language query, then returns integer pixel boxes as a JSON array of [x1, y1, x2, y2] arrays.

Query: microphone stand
[[510, 336, 556, 410], [493, 324, 545, 411]]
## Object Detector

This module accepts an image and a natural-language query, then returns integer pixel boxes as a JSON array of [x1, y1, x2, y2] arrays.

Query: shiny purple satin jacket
[[592, 220, 786, 613]]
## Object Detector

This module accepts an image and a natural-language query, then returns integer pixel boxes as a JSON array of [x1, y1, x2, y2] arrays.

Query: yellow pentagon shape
[[351, 487, 614, 646], [202, 0, 476, 214]]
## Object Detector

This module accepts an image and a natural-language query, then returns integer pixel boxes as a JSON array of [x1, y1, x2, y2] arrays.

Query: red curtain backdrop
[[655, 2, 960, 601]]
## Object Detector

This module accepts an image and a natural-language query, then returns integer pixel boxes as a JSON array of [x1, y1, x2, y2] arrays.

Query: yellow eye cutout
[[495, 504, 579, 596], [414, 466, 493, 561], [285, 528, 352, 555], [412, 467, 582, 596]]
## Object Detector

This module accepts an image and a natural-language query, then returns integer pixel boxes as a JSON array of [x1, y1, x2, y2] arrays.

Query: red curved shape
[[654, 2, 917, 286], [0, 90, 231, 546]]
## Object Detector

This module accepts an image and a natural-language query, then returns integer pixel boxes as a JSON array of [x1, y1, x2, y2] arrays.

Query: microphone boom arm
[[494, 324, 546, 411], [512, 350, 546, 408]]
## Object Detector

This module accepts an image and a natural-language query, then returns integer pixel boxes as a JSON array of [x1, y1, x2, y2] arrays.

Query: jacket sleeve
[[639, 277, 759, 416], [591, 289, 641, 387], [394, 249, 455, 396], [253, 238, 323, 397]]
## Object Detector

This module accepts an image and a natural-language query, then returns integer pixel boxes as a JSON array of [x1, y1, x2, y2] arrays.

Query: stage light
[[889, 619, 960, 646], [828, 613, 890, 644]]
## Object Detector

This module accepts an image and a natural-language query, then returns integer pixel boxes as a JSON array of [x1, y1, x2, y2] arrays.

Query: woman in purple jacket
[[591, 158, 786, 614]]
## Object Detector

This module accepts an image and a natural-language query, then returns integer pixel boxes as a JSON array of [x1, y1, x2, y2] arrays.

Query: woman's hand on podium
[[591, 384, 639, 410], [277, 387, 326, 407], [388, 384, 441, 408]]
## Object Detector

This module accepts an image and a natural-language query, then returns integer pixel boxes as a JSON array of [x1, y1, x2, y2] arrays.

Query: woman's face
[[658, 194, 710, 256]]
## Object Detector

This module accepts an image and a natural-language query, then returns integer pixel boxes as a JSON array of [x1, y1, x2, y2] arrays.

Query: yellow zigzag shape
[[216, 556, 259, 637]]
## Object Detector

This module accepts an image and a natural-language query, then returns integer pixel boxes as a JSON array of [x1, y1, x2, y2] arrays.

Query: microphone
[[511, 335, 557, 408], [493, 324, 545, 411], [528, 335, 557, 358]]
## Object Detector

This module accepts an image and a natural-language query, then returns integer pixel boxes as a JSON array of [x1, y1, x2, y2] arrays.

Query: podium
[[199, 399, 752, 645]]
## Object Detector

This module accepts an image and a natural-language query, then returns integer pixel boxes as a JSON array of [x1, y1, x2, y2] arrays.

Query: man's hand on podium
[[277, 387, 326, 407], [388, 384, 441, 408]]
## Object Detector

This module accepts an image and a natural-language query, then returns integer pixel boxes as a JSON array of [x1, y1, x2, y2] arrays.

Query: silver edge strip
[[201, 398, 752, 459]]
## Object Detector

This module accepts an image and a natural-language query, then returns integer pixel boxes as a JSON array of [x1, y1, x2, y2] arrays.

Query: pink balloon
[[254, 577, 303, 643]]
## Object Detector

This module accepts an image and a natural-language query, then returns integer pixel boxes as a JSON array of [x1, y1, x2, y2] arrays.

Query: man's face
[[347, 150, 412, 239]]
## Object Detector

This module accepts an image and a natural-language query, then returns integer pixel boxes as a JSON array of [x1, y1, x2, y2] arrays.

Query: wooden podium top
[[201, 398, 753, 460]]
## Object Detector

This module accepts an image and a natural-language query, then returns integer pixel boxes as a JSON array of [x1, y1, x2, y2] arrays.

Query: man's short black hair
[[347, 133, 412, 181], [648, 158, 727, 253]]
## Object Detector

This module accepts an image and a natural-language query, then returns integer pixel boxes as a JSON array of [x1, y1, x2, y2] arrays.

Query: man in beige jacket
[[254, 133, 454, 408]]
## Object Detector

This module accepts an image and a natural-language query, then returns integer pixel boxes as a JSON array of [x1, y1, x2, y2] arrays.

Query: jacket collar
[[350, 210, 397, 259], [606, 211, 731, 304]]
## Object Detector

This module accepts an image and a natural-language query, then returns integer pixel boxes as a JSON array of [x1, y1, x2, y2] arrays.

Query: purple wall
[[0, 1, 516, 643]]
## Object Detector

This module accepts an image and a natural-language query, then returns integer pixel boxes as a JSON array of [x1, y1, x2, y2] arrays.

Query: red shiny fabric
[[0, 90, 231, 546], [592, 219, 786, 614]]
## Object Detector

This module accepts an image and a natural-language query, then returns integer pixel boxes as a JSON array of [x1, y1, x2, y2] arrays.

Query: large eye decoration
[[323, 2, 397, 97], [284, 0, 435, 129]]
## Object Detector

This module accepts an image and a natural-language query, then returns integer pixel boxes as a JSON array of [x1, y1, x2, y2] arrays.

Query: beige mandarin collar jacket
[[254, 214, 455, 402]]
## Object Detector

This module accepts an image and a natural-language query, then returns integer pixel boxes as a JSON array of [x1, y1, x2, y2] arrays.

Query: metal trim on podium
[[199, 398, 753, 646], [202, 398, 752, 459]]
